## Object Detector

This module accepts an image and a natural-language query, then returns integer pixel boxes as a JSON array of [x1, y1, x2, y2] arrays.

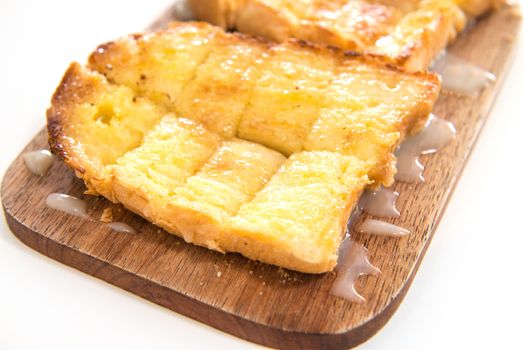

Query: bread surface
[[48, 22, 440, 273], [188, 0, 504, 70]]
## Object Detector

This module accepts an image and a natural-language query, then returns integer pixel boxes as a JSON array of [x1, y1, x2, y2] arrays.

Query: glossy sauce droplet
[[45, 193, 89, 219], [432, 53, 495, 95], [331, 239, 380, 303], [23, 150, 53, 176], [106, 222, 136, 234], [359, 186, 400, 218], [395, 114, 456, 183], [46, 193, 136, 234], [356, 219, 410, 237]]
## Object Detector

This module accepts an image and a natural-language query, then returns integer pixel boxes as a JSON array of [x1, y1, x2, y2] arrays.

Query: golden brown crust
[[188, 0, 498, 70], [288, 37, 441, 83], [47, 63, 99, 183], [47, 64, 114, 198], [455, 0, 505, 17], [187, 0, 241, 28], [88, 19, 439, 84]]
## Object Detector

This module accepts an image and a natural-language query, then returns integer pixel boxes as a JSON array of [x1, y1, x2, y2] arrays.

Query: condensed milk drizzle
[[106, 222, 137, 234], [432, 53, 495, 95], [45, 193, 136, 234], [23, 149, 54, 176], [395, 114, 456, 183], [345, 206, 362, 236], [331, 239, 380, 303], [359, 186, 400, 218], [356, 219, 410, 237], [45, 193, 90, 219]]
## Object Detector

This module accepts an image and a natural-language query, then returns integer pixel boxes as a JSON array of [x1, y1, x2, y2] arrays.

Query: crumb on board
[[277, 267, 290, 278], [212, 264, 222, 278], [100, 208, 113, 223]]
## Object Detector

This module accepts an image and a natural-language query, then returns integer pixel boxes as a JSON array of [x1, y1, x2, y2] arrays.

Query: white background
[[1, 1, 523, 349]]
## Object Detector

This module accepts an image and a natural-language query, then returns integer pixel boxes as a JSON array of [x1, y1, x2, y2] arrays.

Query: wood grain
[[1, 4, 521, 349]]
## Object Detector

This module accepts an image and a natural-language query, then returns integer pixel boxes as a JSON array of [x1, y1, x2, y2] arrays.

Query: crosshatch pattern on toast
[[47, 22, 440, 273]]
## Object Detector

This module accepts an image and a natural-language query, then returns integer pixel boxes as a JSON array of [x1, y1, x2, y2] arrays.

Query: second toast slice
[[188, 0, 503, 70]]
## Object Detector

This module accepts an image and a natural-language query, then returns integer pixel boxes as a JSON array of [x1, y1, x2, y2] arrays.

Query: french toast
[[48, 22, 440, 273], [188, 0, 504, 70]]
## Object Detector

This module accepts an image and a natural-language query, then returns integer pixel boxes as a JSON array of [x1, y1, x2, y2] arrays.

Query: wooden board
[[1, 4, 521, 349]]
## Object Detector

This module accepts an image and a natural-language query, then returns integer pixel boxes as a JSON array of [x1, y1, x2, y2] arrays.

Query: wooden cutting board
[[1, 4, 521, 349]]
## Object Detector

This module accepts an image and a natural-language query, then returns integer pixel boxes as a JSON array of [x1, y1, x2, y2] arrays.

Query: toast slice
[[188, 0, 504, 70], [88, 23, 439, 184], [48, 23, 439, 273]]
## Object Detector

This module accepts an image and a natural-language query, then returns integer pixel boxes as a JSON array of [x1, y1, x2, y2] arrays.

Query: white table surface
[[1, 1, 523, 349]]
